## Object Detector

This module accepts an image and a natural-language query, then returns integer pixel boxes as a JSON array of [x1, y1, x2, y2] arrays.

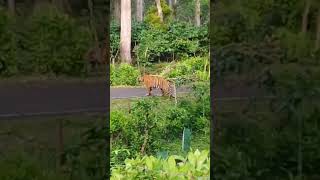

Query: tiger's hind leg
[[160, 88, 165, 96]]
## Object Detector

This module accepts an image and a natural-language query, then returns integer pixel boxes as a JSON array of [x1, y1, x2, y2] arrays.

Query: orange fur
[[139, 75, 175, 97]]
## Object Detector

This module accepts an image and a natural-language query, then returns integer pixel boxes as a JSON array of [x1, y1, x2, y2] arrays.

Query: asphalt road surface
[[0, 81, 267, 118]]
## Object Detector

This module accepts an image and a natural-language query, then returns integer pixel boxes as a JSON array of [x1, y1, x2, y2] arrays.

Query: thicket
[[110, 56, 209, 86], [111, 149, 210, 179], [212, 0, 320, 79], [213, 0, 320, 179], [110, 63, 140, 86], [0, 5, 93, 77], [111, 20, 208, 66], [111, 82, 210, 168], [214, 72, 320, 179]]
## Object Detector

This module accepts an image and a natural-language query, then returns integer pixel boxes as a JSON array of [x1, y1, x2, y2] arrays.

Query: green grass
[[160, 132, 210, 156]]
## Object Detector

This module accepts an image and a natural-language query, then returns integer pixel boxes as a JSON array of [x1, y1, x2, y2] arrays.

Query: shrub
[[111, 20, 148, 63], [110, 63, 140, 86], [18, 4, 92, 76], [274, 28, 314, 63], [135, 22, 208, 64], [110, 92, 210, 157], [0, 8, 18, 76], [161, 106, 191, 138], [110, 21, 120, 60], [0, 152, 64, 180], [111, 149, 210, 180], [110, 110, 128, 135], [161, 56, 210, 83], [144, 0, 172, 30]]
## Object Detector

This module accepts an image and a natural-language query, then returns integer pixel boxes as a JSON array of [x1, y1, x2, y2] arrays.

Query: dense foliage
[[110, 20, 208, 66], [0, 5, 93, 77], [111, 82, 210, 175], [111, 82, 209, 153], [212, 0, 320, 179], [110, 63, 140, 86], [213, 0, 320, 77], [144, 0, 172, 30], [161, 56, 209, 82], [111, 149, 210, 179]]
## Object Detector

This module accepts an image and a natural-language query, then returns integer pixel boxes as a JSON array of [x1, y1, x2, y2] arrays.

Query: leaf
[[145, 157, 153, 170]]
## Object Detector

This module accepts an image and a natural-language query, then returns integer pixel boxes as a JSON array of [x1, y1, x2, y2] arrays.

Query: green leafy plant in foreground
[[111, 149, 210, 180]]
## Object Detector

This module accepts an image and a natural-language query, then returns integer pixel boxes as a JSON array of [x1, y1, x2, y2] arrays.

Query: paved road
[[0, 81, 267, 118], [0, 82, 108, 118]]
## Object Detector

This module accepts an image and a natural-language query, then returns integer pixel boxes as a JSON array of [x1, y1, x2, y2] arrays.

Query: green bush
[[18, 4, 92, 76], [0, 152, 63, 180], [0, 8, 18, 76], [111, 20, 148, 62], [63, 125, 107, 180], [274, 28, 315, 63], [110, 110, 129, 135], [110, 21, 120, 60], [111, 149, 210, 180], [135, 22, 208, 64], [110, 63, 140, 86], [111, 20, 208, 65], [144, 0, 172, 30], [161, 56, 209, 83], [110, 87, 210, 156], [0, 4, 100, 77]]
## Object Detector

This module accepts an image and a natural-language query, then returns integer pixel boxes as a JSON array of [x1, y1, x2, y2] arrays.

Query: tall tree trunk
[[136, 0, 144, 22], [113, 0, 121, 23], [172, 0, 177, 19], [63, 0, 72, 14], [168, 0, 172, 8], [315, 8, 320, 50], [51, 0, 71, 13], [7, 0, 15, 15], [195, 0, 200, 26], [120, 0, 132, 63], [155, 0, 163, 22], [88, 0, 98, 43], [52, 0, 63, 10], [302, 0, 311, 33]]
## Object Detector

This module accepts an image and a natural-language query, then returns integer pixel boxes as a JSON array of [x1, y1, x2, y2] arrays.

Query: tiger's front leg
[[146, 87, 152, 96]]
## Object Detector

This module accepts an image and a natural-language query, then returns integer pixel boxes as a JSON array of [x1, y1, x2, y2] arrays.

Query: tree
[[195, 0, 200, 26], [155, 0, 163, 22], [112, 0, 121, 23], [172, 0, 177, 18], [302, 0, 311, 33], [7, 0, 15, 15], [316, 7, 320, 50], [52, 0, 72, 13], [136, 0, 144, 22], [168, 0, 172, 9], [120, 0, 132, 63]]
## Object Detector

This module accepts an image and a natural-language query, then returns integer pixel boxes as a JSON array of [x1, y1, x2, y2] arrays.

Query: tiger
[[138, 74, 176, 98]]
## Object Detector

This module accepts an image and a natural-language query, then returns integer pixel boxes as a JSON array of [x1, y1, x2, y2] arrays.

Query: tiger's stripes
[[139, 75, 176, 98]]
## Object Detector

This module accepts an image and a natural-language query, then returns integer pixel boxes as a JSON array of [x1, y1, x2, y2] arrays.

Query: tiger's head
[[138, 75, 144, 84]]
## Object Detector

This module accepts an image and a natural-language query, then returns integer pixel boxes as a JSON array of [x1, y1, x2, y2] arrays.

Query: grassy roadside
[[111, 97, 209, 158]]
